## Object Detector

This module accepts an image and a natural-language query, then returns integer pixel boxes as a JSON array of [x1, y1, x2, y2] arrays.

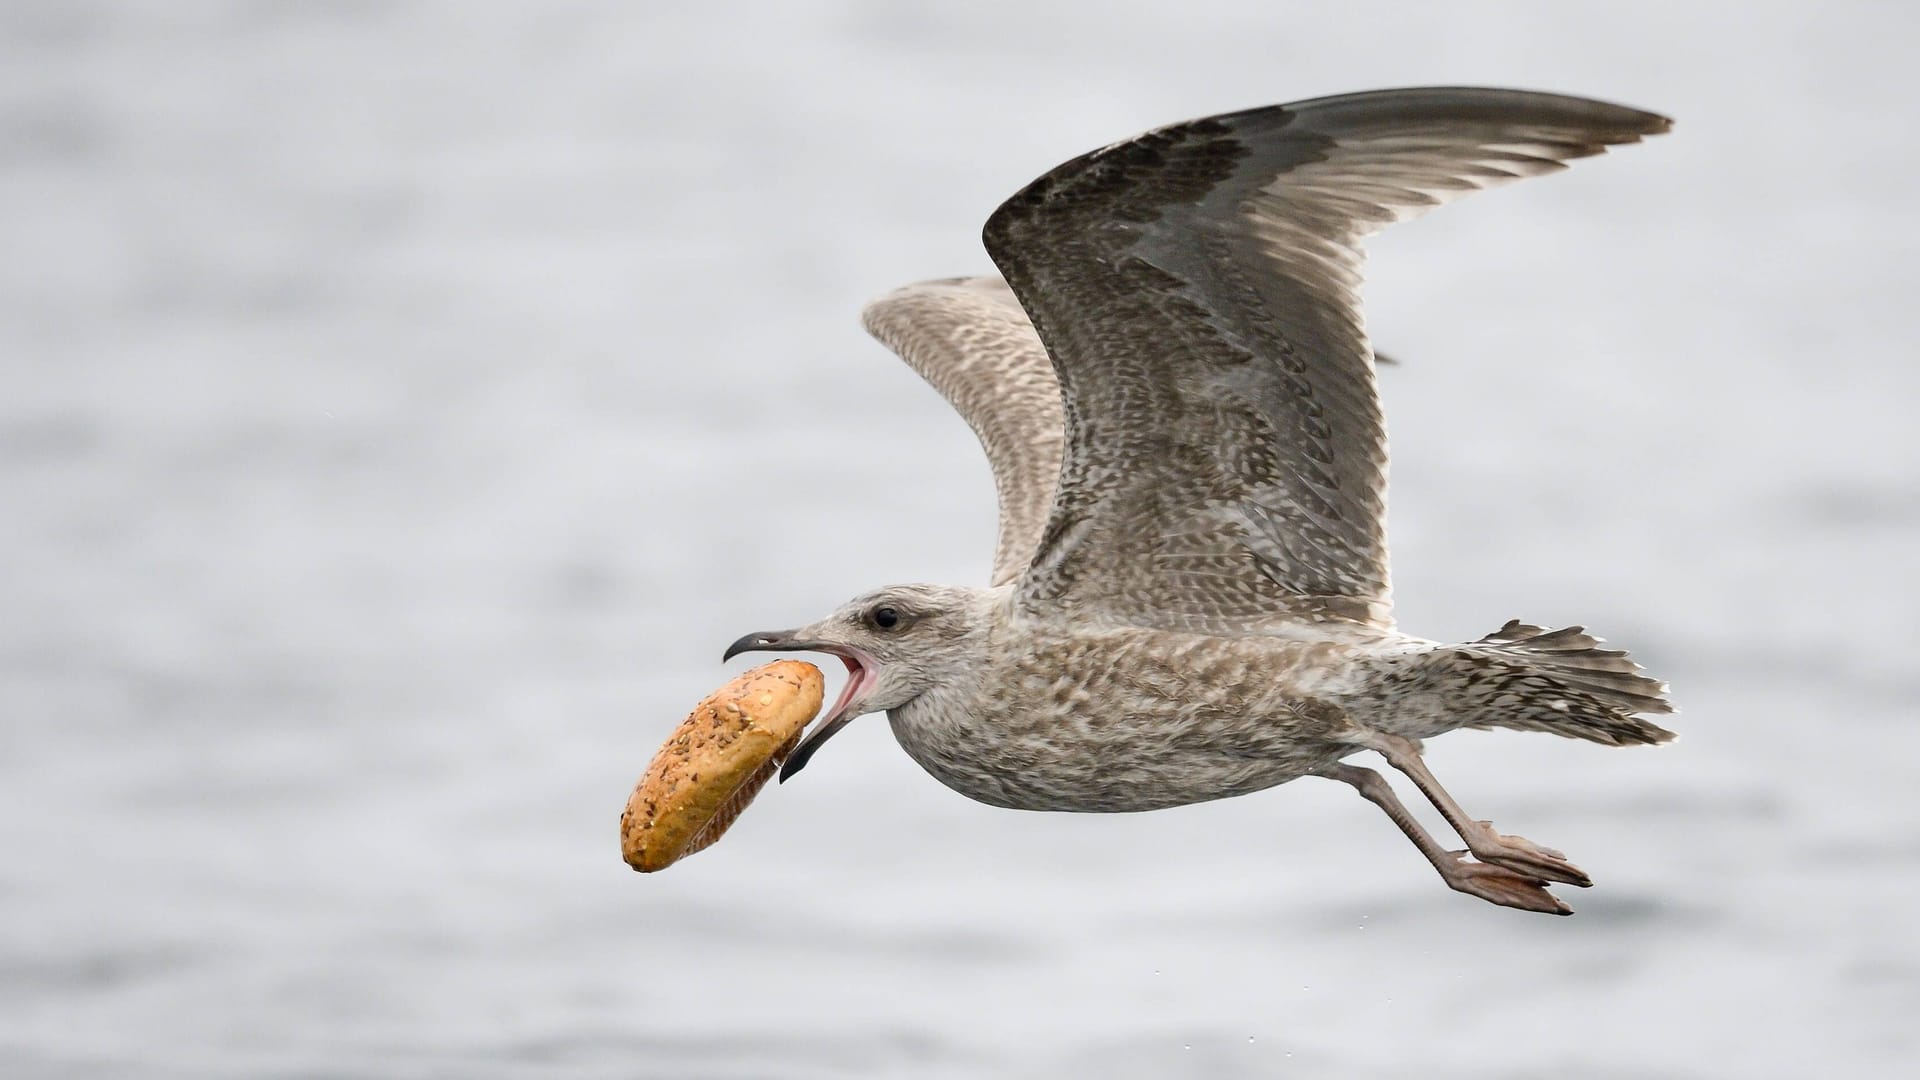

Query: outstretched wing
[[986, 87, 1668, 634], [862, 276, 1064, 586]]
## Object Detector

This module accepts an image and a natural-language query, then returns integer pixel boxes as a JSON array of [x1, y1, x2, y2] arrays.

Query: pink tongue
[[822, 655, 863, 723]]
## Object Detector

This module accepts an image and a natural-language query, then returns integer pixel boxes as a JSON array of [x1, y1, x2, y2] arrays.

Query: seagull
[[725, 87, 1674, 914]]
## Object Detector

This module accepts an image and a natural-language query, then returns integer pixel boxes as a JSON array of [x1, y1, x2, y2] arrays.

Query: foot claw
[[1466, 826, 1591, 888], [1444, 856, 1573, 916]]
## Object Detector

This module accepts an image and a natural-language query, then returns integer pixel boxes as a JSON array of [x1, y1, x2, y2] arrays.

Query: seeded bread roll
[[621, 660, 824, 872]]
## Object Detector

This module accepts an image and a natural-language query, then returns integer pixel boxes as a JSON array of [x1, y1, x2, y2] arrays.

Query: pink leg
[[1348, 732, 1592, 888], [1319, 762, 1572, 915]]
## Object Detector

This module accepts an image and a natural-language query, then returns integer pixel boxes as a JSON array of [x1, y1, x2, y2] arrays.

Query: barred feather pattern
[[862, 278, 1063, 587], [1467, 620, 1673, 719], [1351, 621, 1675, 747], [985, 88, 1671, 635]]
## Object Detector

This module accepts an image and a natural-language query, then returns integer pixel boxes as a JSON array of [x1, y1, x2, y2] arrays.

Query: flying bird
[[725, 87, 1674, 914]]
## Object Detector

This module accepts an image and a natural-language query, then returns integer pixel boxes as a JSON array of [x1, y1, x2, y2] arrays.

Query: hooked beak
[[722, 629, 878, 782]]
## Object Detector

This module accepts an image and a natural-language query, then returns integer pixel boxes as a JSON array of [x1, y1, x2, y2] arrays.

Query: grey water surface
[[4, 2, 1917, 1077]]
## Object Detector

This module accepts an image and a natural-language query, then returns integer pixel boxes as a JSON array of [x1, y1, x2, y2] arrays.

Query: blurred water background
[[4, 2, 1917, 1076]]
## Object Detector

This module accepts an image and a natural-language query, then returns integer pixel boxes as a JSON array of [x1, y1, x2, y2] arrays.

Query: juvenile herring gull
[[726, 87, 1674, 914]]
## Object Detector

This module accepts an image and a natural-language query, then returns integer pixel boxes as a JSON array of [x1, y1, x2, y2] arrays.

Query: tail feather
[[1456, 620, 1676, 746]]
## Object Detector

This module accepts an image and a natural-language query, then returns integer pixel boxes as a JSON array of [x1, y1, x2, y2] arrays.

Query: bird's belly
[[887, 702, 1348, 814]]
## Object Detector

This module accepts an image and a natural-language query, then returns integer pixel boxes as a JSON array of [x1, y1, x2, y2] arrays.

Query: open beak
[[722, 629, 878, 782]]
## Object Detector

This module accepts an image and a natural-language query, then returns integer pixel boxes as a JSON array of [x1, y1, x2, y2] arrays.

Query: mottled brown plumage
[[861, 277, 1061, 587], [727, 88, 1676, 915]]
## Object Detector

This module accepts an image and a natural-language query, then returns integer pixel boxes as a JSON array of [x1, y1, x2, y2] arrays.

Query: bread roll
[[621, 660, 823, 872]]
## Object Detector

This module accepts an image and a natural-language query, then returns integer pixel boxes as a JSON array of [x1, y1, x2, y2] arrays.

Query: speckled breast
[[885, 628, 1364, 813]]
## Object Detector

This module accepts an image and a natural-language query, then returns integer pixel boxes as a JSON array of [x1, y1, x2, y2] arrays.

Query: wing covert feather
[[862, 277, 1064, 586], [984, 87, 1668, 634]]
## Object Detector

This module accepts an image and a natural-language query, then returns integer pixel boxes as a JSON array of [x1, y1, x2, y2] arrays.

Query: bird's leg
[[1348, 732, 1592, 888], [1317, 763, 1570, 915]]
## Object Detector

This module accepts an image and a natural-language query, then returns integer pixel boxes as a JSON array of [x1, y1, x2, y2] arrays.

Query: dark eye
[[871, 606, 900, 630]]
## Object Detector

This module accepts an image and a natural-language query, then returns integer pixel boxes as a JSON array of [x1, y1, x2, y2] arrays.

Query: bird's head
[[724, 582, 991, 781]]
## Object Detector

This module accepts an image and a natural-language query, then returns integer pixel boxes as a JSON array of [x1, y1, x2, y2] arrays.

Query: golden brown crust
[[621, 660, 824, 872]]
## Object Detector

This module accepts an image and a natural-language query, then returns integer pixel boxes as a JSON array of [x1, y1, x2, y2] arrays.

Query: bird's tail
[[1444, 620, 1676, 745]]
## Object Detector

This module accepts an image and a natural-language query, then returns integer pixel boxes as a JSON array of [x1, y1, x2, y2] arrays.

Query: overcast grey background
[[4, 2, 1917, 1077]]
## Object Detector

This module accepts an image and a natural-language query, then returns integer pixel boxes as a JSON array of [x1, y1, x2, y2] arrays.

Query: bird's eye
[[872, 606, 901, 630]]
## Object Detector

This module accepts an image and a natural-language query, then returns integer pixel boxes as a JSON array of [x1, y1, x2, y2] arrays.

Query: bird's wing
[[863, 275, 1408, 588], [862, 276, 1065, 586], [987, 87, 1667, 633]]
